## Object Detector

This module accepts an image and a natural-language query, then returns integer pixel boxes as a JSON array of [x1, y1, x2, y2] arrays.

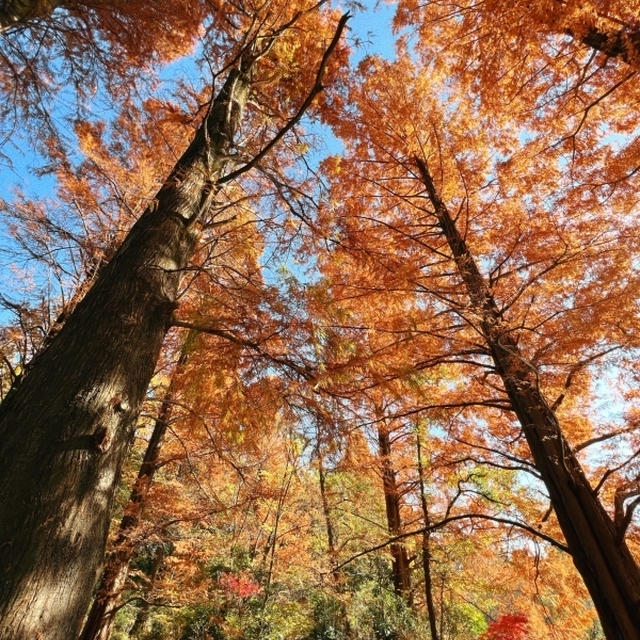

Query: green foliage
[[308, 591, 350, 640], [179, 605, 224, 640], [448, 603, 488, 638], [110, 605, 137, 640]]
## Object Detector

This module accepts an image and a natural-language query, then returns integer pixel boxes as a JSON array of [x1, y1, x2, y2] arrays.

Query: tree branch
[[170, 316, 313, 379], [332, 512, 569, 571], [218, 12, 350, 185]]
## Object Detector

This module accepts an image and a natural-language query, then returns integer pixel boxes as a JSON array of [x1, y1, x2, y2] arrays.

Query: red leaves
[[218, 572, 262, 599], [482, 613, 529, 640]]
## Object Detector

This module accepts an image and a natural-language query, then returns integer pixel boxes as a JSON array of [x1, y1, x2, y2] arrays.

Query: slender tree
[[415, 158, 640, 640], [377, 416, 412, 600], [416, 428, 439, 640], [318, 36, 640, 636], [126, 541, 166, 639]]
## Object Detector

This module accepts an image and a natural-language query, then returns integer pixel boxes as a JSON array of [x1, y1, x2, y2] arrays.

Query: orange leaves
[[81, 0, 212, 66], [4, 0, 640, 634]]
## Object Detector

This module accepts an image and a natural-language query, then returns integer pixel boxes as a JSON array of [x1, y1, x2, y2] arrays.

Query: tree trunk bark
[[0, 0, 65, 31], [78, 338, 190, 640], [416, 430, 439, 640], [0, 64, 251, 640], [377, 425, 412, 600], [317, 451, 353, 636], [416, 159, 640, 640]]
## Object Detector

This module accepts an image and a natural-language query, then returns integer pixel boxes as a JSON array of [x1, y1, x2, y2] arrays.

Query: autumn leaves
[[313, 16, 640, 636], [0, 1, 639, 639]]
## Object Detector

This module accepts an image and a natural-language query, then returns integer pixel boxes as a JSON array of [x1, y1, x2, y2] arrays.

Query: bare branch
[[332, 512, 569, 571]]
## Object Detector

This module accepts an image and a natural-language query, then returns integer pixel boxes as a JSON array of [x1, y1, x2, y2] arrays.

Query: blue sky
[[0, 0, 398, 319]]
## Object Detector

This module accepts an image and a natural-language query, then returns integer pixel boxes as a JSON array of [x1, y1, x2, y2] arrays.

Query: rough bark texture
[[0, 0, 64, 31], [78, 342, 189, 640], [378, 426, 412, 599], [417, 159, 640, 640], [0, 65, 251, 640]]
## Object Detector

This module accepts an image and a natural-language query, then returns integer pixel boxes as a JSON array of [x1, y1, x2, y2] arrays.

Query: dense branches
[[0, 1, 639, 639]]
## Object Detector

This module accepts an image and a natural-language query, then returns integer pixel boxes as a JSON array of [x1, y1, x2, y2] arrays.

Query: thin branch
[[575, 423, 639, 452], [218, 12, 350, 185], [170, 316, 313, 379], [332, 512, 569, 571], [551, 346, 620, 411]]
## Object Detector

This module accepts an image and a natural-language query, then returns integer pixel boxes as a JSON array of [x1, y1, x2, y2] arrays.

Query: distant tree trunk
[[377, 424, 412, 600], [0, 61, 252, 640], [263, 467, 292, 597], [416, 158, 640, 640], [318, 452, 338, 569], [128, 543, 166, 639], [78, 339, 190, 640], [0, 0, 65, 31], [317, 449, 352, 637], [415, 430, 439, 640]]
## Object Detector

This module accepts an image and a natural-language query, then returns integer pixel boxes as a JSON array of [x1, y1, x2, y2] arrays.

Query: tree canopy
[[0, 1, 639, 639]]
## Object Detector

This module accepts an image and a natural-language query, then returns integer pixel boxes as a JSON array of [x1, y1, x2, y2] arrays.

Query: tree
[[415, 427, 439, 640], [0, 56, 249, 640], [416, 158, 640, 639], [376, 411, 412, 601], [78, 335, 191, 640], [318, 44, 640, 638], [0, 6, 348, 638], [2, 1, 640, 638]]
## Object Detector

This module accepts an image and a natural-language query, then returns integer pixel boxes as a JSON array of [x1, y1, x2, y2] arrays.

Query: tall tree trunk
[[263, 466, 292, 597], [78, 338, 191, 640], [416, 158, 640, 640], [0, 0, 64, 31], [317, 451, 352, 637], [0, 61, 252, 640], [377, 425, 412, 600], [415, 430, 439, 640]]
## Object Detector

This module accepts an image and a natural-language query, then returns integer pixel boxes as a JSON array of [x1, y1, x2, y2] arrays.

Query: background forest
[[0, 1, 639, 639]]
